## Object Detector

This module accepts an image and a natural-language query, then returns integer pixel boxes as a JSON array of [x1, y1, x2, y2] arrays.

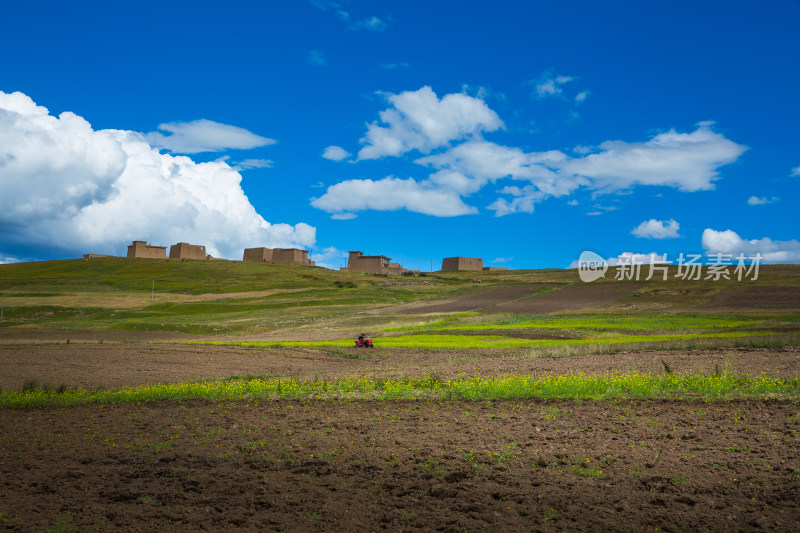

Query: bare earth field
[[1, 342, 799, 390], [1, 398, 799, 531], [1, 341, 799, 530], [1, 263, 798, 531]]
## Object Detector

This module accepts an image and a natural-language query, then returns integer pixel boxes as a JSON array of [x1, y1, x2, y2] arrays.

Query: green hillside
[[0, 258, 798, 337]]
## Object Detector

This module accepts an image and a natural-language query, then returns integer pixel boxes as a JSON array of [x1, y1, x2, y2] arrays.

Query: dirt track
[[1, 398, 798, 531]]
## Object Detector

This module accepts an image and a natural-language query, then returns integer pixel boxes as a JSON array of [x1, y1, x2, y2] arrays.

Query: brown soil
[[395, 283, 642, 315], [1, 341, 798, 391], [491, 283, 642, 314], [1, 398, 798, 531], [706, 287, 800, 309]]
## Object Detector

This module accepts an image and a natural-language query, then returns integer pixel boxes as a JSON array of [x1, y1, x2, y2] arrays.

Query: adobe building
[[482, 266, 508, 271], [242, 247, 314, 266], [127, 241, 167, 259], [272, 248, 314, 266], [169, 242, 208, 260], [345, 250, 407, 275], [243, 247, 274, 262], [442, 257, 484, 271]]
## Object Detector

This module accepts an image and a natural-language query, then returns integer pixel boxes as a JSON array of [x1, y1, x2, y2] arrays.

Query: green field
[[1, 258, 799, 404], [0, 257, 798, 337]]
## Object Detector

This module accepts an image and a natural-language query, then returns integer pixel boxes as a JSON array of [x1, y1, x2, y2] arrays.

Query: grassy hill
[[0, 258, 798, 337]]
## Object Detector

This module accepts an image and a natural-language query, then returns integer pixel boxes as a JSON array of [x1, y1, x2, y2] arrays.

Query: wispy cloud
[[312, 177, 477, 218], [232, 159, 273, 171], [747, 196, 779, 205], [308, 50, 326, 66], [531, 72, 574, 99], [310, 246, 348, 269], [315, 88, 746, 219], [145, 119, 275, 154], [354, 16, 387, 31], [309, 1, 388, 31]]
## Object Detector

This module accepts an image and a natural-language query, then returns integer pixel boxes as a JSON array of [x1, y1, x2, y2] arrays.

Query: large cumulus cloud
[[0, 91, 314, 258]]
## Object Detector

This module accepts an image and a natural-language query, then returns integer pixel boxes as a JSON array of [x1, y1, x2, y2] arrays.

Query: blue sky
[[1, 0, 798, 269]]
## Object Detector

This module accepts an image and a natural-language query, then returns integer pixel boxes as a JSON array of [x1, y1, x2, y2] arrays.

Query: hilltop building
[[482, 266, 507, 271], [345, 250, 416, 275], [442, 257, 483, 271], [242, 247, 315, 266], [169, 242, 208, 260], [127, 241, 167, 259]]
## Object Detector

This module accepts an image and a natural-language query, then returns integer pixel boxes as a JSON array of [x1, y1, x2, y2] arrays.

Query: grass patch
[[197, 330, 787, 350], [2, 372, 798, 408]]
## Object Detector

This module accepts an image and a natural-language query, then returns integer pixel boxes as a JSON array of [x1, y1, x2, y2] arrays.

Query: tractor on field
[[355, 333, 374, 348]]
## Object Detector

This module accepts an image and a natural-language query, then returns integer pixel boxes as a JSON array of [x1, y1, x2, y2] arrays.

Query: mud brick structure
[[482, 267, 507, 271], [169, 242, 208, 260], [442, 257, 484, 271], [126, 241, 167, 259], [242, 247, 314, 266], [273, 248, 314, 266], [243, 247, 274, 262], [345, 251, 406, 275]]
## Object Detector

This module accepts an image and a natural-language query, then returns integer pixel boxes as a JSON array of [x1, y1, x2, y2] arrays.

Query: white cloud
[[354, 16, 387, 31], [531, 72, 574, 99], [567, 199, 579, 206], [791, 166, 800, 177], [567, 252, 668, 269], [492, 257, 513, 263], [145, 119, 275, 154], [0, 91, 315, 259], [631, 219, 681, 239], [322, 145, 351, 161], [311, 176, 477, 217], [0, 254, 20, 264], [232, 159, 273, 171], [559, 125, 747, 192], [575, 91, 590, 103], [702, 229, 800, 263], [747, 196, 778, 205], [310, 246, 347, 269], [315, 87, 745, 218], [331, 212, 357, 220], [308, 50, 326, 66], [357, 86, 503, 160], [418, 141, 574, 195]]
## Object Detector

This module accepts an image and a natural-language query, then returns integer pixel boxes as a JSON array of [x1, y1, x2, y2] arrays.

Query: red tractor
[[355, 333, 374, 348]]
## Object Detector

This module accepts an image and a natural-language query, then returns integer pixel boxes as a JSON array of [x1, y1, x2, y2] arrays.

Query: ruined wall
[[169, 242, 207, 260], [127, 241, 167, 259], [347, 251, 406, 274], [482, 267, 507, 271], [442, 257, 483, 271], [272, 248, 310, 265], [243, 247, 274, 262], [243, 247, 313, 265]]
